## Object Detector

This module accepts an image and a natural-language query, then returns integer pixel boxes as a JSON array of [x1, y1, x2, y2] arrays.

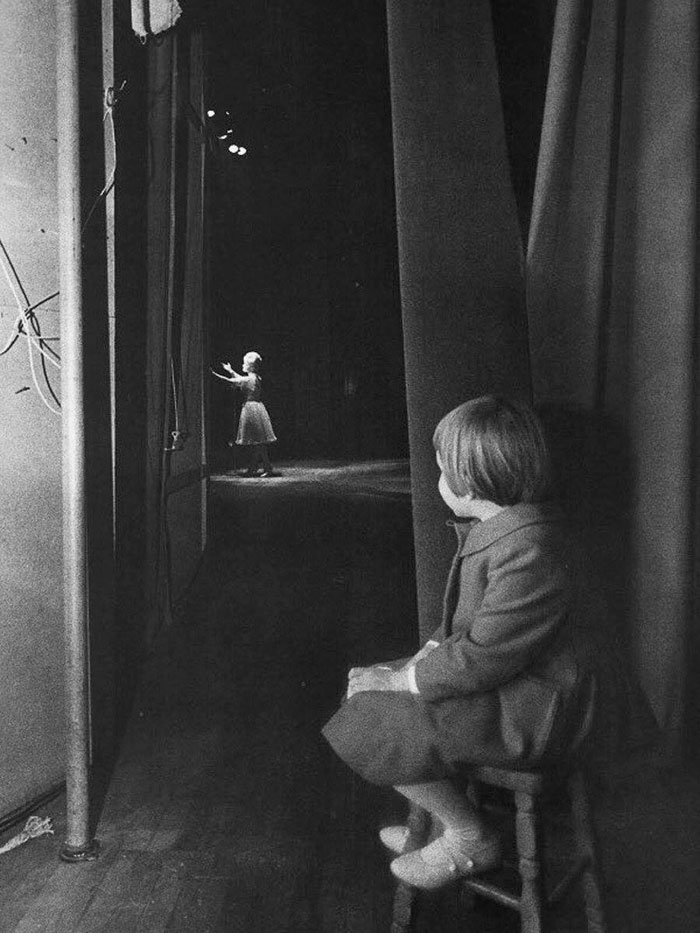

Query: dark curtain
[[386, 0, 531, 641], [527, 0, 699, 740], [388, 0, 699, 746], [145, 27, 207, 643]]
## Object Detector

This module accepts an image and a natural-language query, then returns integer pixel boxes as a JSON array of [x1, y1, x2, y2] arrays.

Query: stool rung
[[547, 856, 588, 905], [462, 877, 521, 912], [390, 770, 606, 932]]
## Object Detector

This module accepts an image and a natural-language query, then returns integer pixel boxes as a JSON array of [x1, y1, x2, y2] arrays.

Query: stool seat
[[468, 764, 550, 795], [390, 765, 607, 933]]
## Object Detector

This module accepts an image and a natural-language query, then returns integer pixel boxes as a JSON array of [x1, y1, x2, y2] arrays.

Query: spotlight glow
[[207, 109, 215, 117], [237, 147, 247, 156], [228, 144, 239, 154]]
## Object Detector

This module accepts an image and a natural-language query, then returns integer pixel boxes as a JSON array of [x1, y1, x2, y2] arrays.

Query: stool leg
[[569, 772, 607, 933], [514, 790, 544, 933], [466, 777, 482, 810], [390, 881, 416, 933]]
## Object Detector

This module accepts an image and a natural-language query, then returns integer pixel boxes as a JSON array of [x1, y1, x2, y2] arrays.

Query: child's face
[[436, 452, 477, 518]]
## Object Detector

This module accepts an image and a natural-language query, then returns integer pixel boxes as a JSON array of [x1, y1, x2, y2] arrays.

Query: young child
[[322, 395, 598, 890], [212, 351, 277, 476]]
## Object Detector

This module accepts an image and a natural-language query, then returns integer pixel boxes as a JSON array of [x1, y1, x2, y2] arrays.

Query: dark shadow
[[490, 0, 555, 239], [79, 1, 118, 804], [538, 404, 662, 784], [538, 402, 634, 636], [111, 6, 150, 734], [86, 5, 151, 832], [204, 0, 407, 465]]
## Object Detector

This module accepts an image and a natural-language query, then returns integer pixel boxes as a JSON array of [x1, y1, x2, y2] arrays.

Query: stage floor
[[211, 458, 412, 500], [1, 475, 699, 931]]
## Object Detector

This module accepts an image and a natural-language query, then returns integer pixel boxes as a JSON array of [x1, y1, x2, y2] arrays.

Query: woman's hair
[[433, 396, 551, 505], [244, 351, 262, 371]]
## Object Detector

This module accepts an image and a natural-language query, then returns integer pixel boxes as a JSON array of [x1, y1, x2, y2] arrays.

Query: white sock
[[443, 821, 493, 853]]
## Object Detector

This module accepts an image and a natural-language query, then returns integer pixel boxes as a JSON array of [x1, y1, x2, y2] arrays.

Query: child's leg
[[395, 780, 489, 843], [389, 780, 501, 888]]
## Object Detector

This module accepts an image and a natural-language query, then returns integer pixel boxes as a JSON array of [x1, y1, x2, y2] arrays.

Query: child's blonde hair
[[433, 396, 550, 505]]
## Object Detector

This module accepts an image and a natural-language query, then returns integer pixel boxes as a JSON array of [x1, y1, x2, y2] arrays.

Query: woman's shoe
[[379, 825, 410, 854], [390, 833, 501, 890]]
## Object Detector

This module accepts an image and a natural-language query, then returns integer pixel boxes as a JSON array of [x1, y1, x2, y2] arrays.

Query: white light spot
[[228, 144, 239, 154], [207, 109, 215, 118]]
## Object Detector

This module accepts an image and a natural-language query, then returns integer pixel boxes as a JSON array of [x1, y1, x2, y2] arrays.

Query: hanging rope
[[81, 80, 125, 237], [0, 816, 54, 855]]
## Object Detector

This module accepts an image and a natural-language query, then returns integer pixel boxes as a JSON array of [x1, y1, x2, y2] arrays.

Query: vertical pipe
[[156, 35, 178, 632], [196, 32, 208, 551], [56, 0, 99, 862], [102, 0, 117, 538]]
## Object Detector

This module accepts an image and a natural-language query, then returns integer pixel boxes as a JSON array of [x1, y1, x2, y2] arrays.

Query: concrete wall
[[0, 1, 65, 815]]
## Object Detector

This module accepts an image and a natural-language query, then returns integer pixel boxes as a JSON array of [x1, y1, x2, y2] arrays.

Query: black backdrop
[[205, 1, 407, 466]]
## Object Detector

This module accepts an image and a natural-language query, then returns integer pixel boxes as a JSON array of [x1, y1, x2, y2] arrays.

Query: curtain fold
[[386, 0, 531, 641], [145, 28, 207, 643], [527, 0, 699, 737]]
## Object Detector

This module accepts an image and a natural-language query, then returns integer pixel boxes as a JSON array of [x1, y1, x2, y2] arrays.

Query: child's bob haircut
[[433, 396, 551, 506]]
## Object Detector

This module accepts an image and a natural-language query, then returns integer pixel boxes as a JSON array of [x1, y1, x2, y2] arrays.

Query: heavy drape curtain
[[386, 0, 531, 641], [146, 27, 208, 644], [388, 0, 699, 744], [527, 0, 700, 738]]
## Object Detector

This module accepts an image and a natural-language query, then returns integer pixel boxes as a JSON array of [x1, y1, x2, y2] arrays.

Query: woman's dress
[[235, 373, 276, 445]]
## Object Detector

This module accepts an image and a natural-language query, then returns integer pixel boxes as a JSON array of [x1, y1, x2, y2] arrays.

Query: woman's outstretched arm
[[211, 368, 235, 382], [211, 367, 246, 384]]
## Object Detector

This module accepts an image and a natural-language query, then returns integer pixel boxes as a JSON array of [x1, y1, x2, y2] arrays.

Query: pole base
[[60, 839, 100, 863]]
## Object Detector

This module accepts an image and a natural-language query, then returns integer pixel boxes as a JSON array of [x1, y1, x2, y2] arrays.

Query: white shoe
[[379, 825, 411, 854], [390, 833, 502, 890]]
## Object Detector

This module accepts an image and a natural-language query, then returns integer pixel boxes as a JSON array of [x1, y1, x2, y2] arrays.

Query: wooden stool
[[391, 765, 606, 933]]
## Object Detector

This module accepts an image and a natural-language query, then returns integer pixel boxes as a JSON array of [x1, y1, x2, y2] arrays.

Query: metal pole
[[56, 0, 99, 863]]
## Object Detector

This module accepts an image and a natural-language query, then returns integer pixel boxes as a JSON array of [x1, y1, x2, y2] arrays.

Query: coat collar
[[450, 503, 560, 556]]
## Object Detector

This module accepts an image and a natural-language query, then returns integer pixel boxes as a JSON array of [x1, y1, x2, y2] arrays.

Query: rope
[[0, 816, 54, 855]]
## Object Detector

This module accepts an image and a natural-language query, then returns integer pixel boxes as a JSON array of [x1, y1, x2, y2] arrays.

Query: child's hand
[[409, 640, 440, 667], [346, 665, 409, 698], [222, 362, 233, 373]]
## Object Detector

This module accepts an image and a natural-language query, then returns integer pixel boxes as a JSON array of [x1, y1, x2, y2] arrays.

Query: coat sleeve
[[413, 535, 570, 700]]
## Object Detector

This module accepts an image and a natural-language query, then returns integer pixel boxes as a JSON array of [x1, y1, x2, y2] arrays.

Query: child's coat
[[323, 504, 596, 785]]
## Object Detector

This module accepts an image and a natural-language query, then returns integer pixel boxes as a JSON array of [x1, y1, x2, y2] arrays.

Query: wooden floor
[[2, 466, 700, 932]]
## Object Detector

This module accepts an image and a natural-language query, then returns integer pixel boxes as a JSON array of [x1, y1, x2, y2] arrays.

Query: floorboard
[[1, 463, 700, 931]]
